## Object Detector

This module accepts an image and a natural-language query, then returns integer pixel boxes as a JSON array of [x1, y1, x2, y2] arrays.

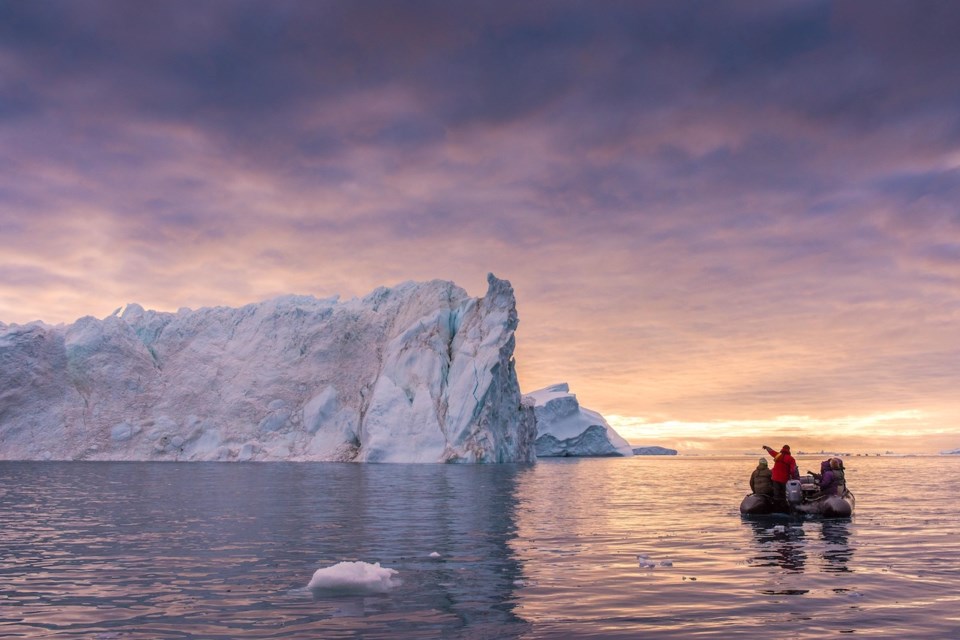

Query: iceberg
[[632, 446, 678, 456], [525, 383, 633, 457], [0, 274, 536, 463]]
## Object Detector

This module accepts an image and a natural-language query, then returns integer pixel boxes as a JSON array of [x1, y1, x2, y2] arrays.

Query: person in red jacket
[[762, 444, 799, 508]]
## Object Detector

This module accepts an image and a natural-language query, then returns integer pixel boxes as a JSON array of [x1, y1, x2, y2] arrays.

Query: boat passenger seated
[[750, 458, 773, 497], [809, 458, 845, 496], [826, 457, 846, 496]]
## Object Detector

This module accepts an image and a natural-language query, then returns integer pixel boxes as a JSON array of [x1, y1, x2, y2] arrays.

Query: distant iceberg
[[0, 274, 536, 463], [525, 383, 633, 457], [941, 448, 960, 455], [632, 446, 678, 455]]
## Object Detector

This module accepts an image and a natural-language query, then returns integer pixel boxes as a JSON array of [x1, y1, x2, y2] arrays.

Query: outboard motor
[[786, 479, 803, 506]]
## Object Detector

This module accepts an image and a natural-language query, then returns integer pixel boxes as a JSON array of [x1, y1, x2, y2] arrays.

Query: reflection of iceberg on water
[[307, 561, 401, 594], [293, 464, 530, 633]]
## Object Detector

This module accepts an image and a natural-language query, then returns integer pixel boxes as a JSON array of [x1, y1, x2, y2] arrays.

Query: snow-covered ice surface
[[524, 383, 633, 457], [307, 561, 400, 593], [0, 274, 536, 463]]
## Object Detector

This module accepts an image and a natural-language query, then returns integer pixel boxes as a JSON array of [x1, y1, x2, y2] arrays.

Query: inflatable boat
[[740, 474, 855, 518]]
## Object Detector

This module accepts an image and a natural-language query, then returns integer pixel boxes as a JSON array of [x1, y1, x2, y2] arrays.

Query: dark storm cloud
[[4, 1, 959, 185], [3, 0, 955, 240]]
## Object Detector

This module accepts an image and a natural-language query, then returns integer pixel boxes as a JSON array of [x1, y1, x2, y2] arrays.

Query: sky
[[1, 1, 959, 453]]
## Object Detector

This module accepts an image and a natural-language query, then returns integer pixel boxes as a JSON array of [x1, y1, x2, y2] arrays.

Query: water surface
[[1, 456, 958, 638]]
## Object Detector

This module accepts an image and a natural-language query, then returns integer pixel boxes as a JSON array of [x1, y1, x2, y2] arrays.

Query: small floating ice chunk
[[637, 552, 671, 569], [429, 551, 441, 558], [307, 561, 400, 593]]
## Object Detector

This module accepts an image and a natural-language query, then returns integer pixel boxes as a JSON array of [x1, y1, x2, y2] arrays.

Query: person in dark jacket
[[763, 444, 799, 506], [750, 458, 774, 497]]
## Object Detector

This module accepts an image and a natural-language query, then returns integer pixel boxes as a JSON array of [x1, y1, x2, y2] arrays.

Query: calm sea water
[[1, 456, 958, 639]]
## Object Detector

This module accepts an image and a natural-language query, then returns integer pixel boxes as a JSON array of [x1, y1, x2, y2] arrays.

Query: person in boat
[[762, 444, 799, 507], [750, 458, 774, 497], [809, 459, 838, 496], [826, 457, 846, 495]]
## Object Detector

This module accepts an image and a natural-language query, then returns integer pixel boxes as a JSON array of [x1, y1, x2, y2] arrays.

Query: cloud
[[1, 1, 959, 449]]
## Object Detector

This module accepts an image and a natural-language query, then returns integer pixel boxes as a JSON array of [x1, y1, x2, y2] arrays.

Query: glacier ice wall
[[525, 383, 633, 457], [0, 274, 536, 463]]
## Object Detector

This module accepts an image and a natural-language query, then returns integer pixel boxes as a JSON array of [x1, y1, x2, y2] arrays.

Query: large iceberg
[[0, 274, 536, 463], [525, 383, 633, 457]]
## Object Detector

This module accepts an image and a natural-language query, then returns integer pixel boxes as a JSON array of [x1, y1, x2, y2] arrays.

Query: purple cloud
[[2, 1, 959, 449]]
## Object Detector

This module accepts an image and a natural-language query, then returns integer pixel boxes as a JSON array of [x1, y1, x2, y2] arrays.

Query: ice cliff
[[524, 383, 633, 457], [0, 274, 536, 463]]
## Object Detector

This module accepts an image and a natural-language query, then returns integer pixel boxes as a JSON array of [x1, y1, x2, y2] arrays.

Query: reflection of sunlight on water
[[508, 456, 960, 637]]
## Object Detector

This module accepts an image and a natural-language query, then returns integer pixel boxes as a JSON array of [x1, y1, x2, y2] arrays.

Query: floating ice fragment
[[307, 561, 400, 593], [659, 560, 673, 567], [429, 552, 441, 558]]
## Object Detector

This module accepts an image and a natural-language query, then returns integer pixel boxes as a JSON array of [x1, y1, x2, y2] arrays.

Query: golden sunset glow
[[605, 409, 958, 454], [1, 3, 958, 454]]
